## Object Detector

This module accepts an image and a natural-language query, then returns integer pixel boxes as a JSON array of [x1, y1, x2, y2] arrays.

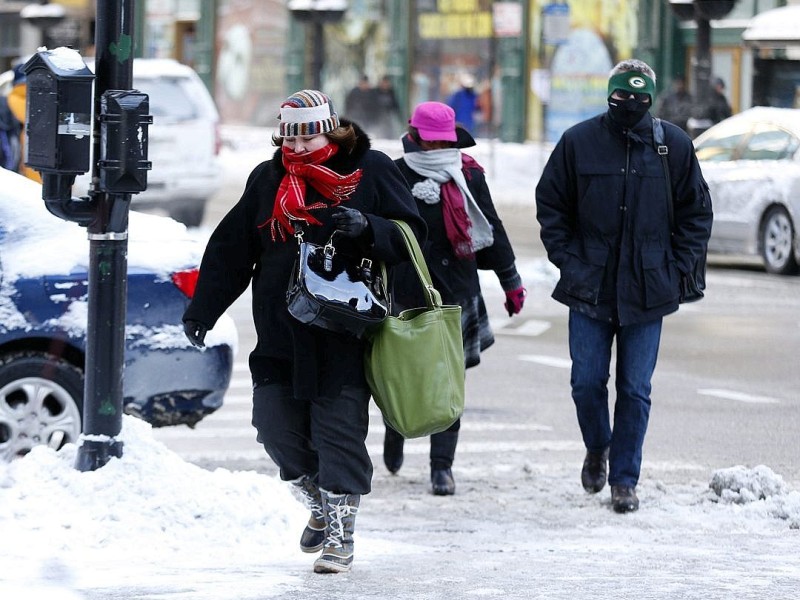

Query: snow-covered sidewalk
[[2, 416, 798, 599]]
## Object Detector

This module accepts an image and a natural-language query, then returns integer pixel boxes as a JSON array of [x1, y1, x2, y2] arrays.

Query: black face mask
[[607, 95, 650, 128]]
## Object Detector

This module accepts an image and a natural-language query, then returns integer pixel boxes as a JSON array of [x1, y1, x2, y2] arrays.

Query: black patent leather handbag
[[286, 229, 389, 338]]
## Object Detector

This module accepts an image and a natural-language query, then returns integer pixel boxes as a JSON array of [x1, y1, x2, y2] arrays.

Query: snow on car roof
[[80, 57, 196, 79], [0, 168, 204, 281], [132, 58, 197, 78], [693, 107, 800, 146], [743, 4, 800, 46]]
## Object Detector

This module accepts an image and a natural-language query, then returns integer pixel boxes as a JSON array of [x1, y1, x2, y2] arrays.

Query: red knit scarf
[[440, 153, 485, 259], [259, 143, 363, 241]]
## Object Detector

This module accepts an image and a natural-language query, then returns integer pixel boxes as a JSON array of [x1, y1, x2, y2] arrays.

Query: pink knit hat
[[409, 101, 458, 142]]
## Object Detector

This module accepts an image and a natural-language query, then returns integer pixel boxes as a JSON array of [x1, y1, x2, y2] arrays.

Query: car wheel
[[170, 203, 206, 228], [760, 206, 799, 275], [0, 352, 84, 461]]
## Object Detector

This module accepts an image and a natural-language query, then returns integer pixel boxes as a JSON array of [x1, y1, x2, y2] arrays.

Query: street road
[[153, 190, 800, 490]]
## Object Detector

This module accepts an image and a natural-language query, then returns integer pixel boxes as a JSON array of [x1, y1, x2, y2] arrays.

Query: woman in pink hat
[[384, 101, 526, 495]]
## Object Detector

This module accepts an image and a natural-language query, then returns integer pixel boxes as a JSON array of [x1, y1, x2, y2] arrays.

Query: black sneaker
[[611, 485, 639, 513], [431, 468, 455, 495], [581, 448, 609, 494]]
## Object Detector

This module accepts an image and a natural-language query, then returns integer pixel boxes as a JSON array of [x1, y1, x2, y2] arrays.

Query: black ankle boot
[[383, 426, 404, 474], [431, 468, 455, 495], [611, 485, 639, 513], [581, 448, 609, 494]]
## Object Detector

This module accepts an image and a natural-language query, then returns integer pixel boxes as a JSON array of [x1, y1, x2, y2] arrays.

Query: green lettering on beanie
[[607, 72, 656, 101]]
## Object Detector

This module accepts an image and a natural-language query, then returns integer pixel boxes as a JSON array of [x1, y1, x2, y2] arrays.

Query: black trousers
[[252, 382, 373, 495]]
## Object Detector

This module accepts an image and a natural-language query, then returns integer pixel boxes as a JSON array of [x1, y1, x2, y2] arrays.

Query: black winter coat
[[535, 111, 713, 326], [183, 123, 425, 399], [392, 151, 517, 307]]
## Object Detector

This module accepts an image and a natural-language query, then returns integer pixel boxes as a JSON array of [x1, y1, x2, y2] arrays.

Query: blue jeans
[[568, 310, 663, 488]]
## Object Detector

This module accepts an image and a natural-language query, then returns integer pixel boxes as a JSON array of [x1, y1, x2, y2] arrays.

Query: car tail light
[[214, 122, 222, 156], [172, 269, 199, 298]]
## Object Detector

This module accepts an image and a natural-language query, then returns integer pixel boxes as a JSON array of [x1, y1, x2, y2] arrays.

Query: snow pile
[[0, 416, 307, 591], [707, 464, 800, 528]]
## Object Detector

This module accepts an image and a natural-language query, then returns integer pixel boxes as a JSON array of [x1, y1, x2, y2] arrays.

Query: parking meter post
[[75, 0, 139, 471]]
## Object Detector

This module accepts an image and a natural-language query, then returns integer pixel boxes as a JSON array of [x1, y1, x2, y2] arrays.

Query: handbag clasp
[[360, 258, 373, 281], [323, 241, 336, 272]]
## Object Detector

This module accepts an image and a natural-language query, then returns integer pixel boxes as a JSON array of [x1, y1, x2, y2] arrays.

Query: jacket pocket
[[642, 249, 680, 308], [559, 244, 608, 305]]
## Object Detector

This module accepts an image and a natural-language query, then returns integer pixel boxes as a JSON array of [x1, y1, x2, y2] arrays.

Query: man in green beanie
[[535, 59, 713, 513]]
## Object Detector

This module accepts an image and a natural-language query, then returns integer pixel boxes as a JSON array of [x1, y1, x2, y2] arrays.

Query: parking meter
[[99, 90, 152, 194], [23, 48, 94, 224], [24, 48, 93, 174]]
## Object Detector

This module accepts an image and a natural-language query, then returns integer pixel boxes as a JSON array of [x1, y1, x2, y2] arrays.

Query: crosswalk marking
[[697, 388, 781, 404]]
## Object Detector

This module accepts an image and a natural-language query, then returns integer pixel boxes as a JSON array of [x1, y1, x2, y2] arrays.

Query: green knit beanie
[[607, 72, 656, 102]]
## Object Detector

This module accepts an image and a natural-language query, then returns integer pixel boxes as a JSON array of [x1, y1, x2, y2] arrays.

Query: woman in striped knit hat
[[183, 89, 425, 573]]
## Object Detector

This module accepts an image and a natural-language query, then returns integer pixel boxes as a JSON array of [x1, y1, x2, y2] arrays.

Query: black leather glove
[[183, 320, 208, 348], [332, 206, 369, 238]]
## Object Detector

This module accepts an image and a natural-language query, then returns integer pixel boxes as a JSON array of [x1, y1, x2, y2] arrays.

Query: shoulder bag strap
[[652, 117, 675, 231], [389, 219, 443, 309]]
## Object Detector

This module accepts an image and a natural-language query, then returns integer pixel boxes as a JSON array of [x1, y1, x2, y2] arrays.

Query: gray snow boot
[[290, 475, 326, 553], [313, 490, 361, 574]]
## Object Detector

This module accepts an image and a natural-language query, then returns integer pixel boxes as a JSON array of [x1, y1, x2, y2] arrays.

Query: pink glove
[[504, 287, 526, 316]]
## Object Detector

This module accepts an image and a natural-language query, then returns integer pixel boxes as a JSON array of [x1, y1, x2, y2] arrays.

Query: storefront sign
[[542, 2, 570, 46], [418, 0, 492, 40], [418, 12, 492, 38], [493, 2, 523, 38]]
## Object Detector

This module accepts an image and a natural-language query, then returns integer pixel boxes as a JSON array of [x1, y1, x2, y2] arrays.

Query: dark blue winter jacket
[[535, 111, 713, 326]]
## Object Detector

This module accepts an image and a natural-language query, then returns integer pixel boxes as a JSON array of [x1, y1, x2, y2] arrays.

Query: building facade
[[2, 1, 798, 141]]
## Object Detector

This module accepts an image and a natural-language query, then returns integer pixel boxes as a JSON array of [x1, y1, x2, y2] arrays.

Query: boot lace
[[293, 476, 324, 522], [325, 501, 357, 549]]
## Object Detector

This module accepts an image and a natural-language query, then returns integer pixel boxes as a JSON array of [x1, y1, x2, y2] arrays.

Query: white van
[[74, 58, 222, 227]]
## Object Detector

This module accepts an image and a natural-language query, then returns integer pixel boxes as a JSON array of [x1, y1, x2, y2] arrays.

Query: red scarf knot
[[258, 143, 363, 241]]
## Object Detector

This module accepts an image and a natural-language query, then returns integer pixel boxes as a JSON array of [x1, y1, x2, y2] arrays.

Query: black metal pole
[[311, 18, 324, 90], [75, 0, 136, 471], [691, 12, 712, 133]]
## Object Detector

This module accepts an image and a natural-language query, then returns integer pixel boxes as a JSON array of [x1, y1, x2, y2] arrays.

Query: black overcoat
[[183, 123, 425, 399], [535, 111, 713, 326]]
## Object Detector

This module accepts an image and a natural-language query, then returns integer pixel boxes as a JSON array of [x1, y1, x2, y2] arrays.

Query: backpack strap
[[652, 117, 675, 231]]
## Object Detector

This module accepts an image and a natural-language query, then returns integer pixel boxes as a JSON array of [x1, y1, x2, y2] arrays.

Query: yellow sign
[[438, 0, 480, 11], [53, 0, 90, 7], [419, 12, 493, 39]]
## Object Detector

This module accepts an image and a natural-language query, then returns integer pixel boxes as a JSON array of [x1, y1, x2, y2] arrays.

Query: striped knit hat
[[278, 89, 340, 137]]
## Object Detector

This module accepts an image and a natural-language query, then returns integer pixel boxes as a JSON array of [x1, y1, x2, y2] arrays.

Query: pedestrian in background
[[373, 74, 402, 139], [344, 74, 377, 132], [182, 89, 424, 573], [446, 73, 480, 134], [655, 76, 693, 133], [535, 59, 712, 513], [0, 94, 21, 172], [384, 101, 526, 495], [5, 64, 40, 182], [707, 76, 732, 125]]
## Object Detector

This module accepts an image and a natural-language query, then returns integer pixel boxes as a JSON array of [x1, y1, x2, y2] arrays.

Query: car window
[[134, 76, 198, 121], [695, 130, 748, 162], [740, 127, 799, 161]]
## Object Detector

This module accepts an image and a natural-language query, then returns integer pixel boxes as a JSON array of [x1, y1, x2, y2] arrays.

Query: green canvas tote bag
[[364, 220, 465, 438]]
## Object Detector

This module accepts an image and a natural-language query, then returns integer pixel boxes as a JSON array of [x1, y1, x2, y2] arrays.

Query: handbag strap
[[390, 219, 443, 309]]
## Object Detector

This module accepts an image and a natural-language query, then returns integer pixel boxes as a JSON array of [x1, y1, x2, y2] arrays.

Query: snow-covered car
[[72, 58, 222, 227], [0, 168, 237, 460], [694, 107, 800, 274]]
